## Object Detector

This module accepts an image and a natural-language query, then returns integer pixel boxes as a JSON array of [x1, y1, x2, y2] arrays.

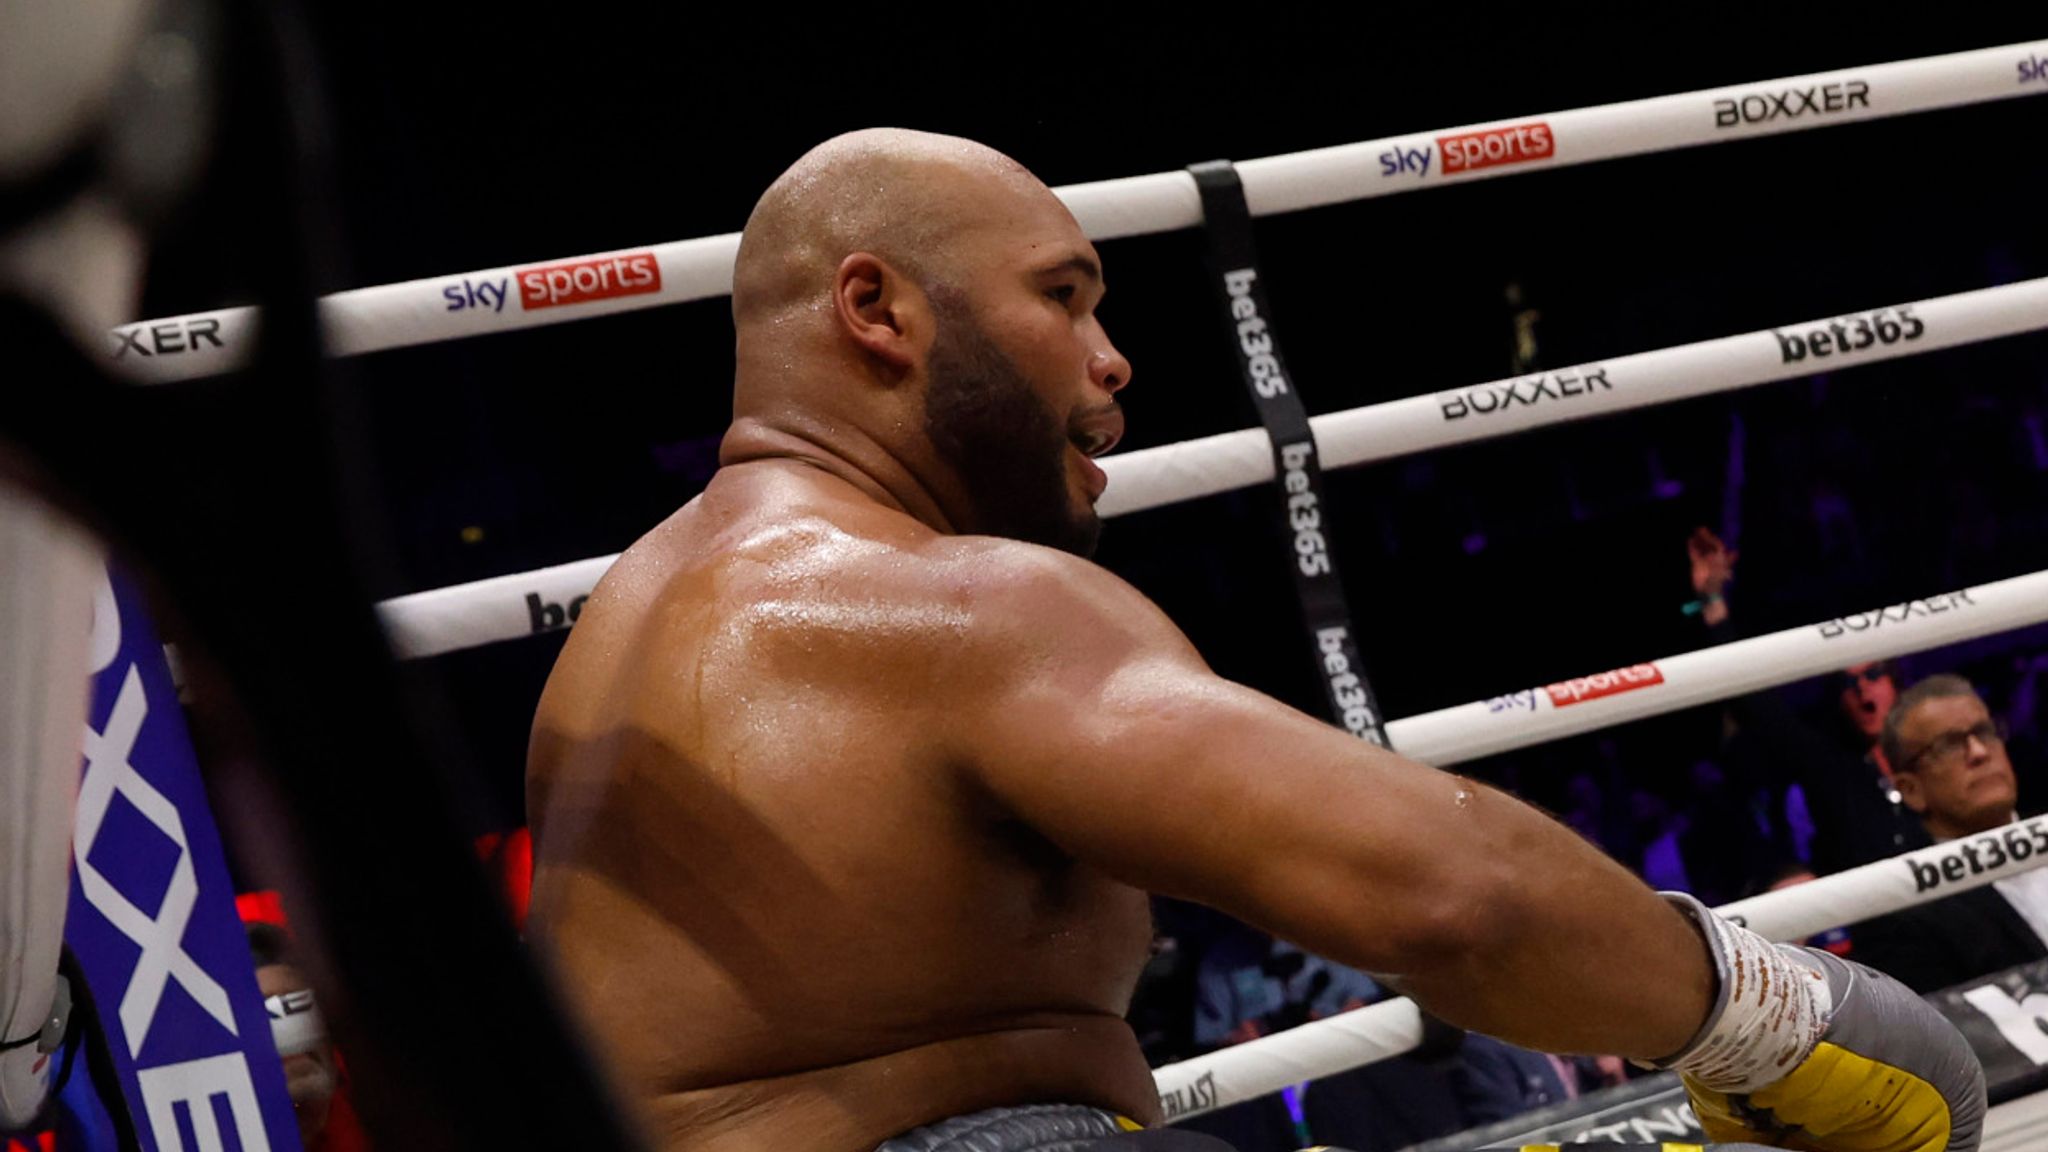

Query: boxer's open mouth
[[1068, 406, 1124, 458]]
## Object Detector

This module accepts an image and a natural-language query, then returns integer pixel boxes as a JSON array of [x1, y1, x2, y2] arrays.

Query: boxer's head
[[731, 128, 1130, 556], [1882, 674, 2017, 841]]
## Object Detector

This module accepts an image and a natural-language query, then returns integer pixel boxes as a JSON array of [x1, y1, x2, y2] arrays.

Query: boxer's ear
[[834, 251, 925, 376]]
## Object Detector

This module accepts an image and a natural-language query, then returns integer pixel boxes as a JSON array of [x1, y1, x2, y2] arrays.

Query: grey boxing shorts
[[874, 1103, 1241, 1151], [874, 1105, 1787, 1151]]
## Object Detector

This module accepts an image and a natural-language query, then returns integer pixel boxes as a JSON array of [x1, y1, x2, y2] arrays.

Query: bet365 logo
[[1773, 306, 1924, 364]]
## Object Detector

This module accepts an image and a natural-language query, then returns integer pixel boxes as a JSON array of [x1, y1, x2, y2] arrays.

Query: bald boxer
[[526, 130, 1982, 1152]]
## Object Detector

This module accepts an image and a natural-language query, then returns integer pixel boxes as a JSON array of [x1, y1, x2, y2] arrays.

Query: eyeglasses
[[1902, 719, 2008, 772]]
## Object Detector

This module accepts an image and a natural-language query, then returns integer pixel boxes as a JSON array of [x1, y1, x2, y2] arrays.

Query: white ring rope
[[106, 40, 2047, 385], [1153, 824, 2048, 1122], [377, 552, 617, 661], [1388, 572, 2048, 768], [373, 269, 2048, 663], [1097, 276, 2048, 518], [379, 558, 2048, 810]]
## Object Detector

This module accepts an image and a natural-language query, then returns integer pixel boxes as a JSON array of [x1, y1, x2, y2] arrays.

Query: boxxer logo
[[76, 666, 240, 1056], [74, 574, 281, 1152], [109, 317, 225, 359], [1713, 80, 1869, 128], [1439, 365, 1611, 421], [1817, 590, 1975, 638]]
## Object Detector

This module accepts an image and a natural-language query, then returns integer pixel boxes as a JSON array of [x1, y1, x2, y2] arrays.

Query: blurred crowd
[[1116, 526, 2048, 1151]]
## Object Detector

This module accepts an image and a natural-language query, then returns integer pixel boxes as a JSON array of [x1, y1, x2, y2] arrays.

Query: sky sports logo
[[1438, 122, 1553, 175], [519, 253, 662, 310], [1545, 663, 1663, 707], [441, 252, 663, 316]]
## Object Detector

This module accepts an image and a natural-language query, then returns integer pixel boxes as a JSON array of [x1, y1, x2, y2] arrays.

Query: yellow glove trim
[[1687, 1040, 1952, 1152]]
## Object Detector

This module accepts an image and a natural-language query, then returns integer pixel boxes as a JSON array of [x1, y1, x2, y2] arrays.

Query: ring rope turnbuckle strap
[[1191, 159, 1388, 747]]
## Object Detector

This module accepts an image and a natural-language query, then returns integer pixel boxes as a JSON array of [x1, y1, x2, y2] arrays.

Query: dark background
[[143, 6, 2048, 831]]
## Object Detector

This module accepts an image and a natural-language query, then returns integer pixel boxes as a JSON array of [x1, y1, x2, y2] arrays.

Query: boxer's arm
[[950, 551, 1712, 1061]]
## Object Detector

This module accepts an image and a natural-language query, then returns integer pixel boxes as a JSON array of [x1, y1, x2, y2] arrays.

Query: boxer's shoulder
[[947, 537, 1192, 652], [581, 496, 1195, 711]]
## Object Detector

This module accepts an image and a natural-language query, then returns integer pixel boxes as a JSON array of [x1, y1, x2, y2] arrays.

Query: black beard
[[923, 305, 1101, 558]]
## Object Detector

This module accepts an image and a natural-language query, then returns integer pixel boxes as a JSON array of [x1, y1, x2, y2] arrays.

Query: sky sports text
[[1379, 122, 1553, 180], [442, 253, 662, 314]]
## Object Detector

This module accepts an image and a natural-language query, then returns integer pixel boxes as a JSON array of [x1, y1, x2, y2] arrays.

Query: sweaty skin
[[528, 130, 1715, 1152]]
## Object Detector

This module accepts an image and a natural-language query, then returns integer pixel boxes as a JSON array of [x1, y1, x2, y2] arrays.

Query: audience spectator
[[1851, 675, 2048, 993], [1191, 925, 1380, 1049], [1444, 1034, 1580, 1126], [1763, 865, 1855, 957], [245, 921, 371, 1152], [1674, 757, 1787, 906], [1686, 527, 1929, 874], [1176, 919, 1614, 1151]]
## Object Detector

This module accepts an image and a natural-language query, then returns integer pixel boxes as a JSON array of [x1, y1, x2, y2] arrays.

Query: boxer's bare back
[[528, 129, 1716, 1152], [529, 463, 1164, 1152]]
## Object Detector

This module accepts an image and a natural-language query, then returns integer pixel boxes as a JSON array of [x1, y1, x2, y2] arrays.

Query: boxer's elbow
[[1280, 849, 1523, 978], [1378, 857, 1524, 976]]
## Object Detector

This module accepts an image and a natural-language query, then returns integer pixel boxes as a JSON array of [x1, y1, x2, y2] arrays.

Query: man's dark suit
[[1852, 885, 2048, 994]]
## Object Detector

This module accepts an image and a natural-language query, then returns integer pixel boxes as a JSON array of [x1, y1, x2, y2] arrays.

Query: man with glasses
[[1852, 674, 2048, 993], [1686, 527, 1927, 874]]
